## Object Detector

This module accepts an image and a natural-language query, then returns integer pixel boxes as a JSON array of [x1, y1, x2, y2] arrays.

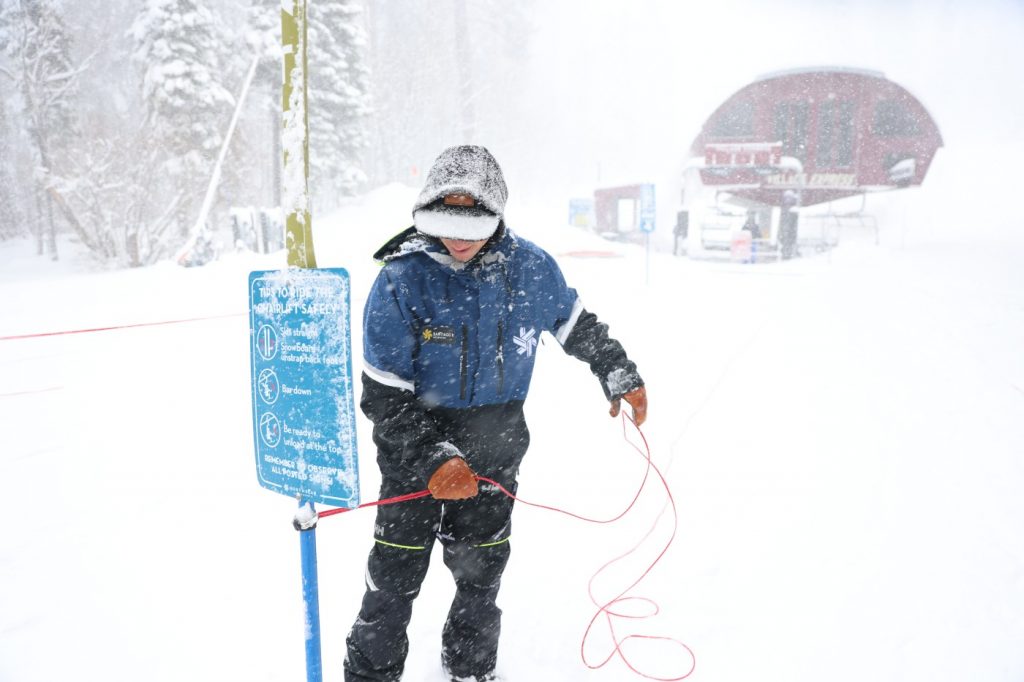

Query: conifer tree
[[0, 99, 22, 239], [130, 0, 235, 243], [247, 0, 283, 208], [308, 0, 371, 210], [1, 0, 82, 257]]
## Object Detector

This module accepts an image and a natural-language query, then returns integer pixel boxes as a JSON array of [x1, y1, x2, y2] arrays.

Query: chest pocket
[[416, 321, 469, 404]]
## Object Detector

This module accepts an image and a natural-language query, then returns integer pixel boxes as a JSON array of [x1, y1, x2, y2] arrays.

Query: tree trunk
[[34, 189, 44, 256], [45, 194, 58, 260]]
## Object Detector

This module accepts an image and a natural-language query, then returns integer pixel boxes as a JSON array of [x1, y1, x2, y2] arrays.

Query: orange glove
[[610, 386, 647, 427], [427, 457, 479, 500]]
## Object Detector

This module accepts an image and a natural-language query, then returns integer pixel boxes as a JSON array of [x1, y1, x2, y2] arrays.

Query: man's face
[[440, 238, 489, 262], [443, 193, 476, 207]]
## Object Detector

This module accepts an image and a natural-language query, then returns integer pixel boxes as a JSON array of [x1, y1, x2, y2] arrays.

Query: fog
[[3, 0, 1023, 264], [498, 0, 1024, 244], [3, 3, 1024, 681]]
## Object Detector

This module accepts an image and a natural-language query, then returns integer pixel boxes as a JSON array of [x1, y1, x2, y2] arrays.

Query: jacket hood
[[412, 145, 508, 240]]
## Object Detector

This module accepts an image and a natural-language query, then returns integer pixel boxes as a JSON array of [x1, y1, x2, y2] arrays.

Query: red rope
[[317, 489, 432, 518], [0, 312, 246, 342], [317, 415, 695, 680], [0, 386, 62, 398], [578, 417, 695, 680]]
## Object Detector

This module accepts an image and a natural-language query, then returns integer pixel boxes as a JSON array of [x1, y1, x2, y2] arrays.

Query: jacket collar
[[373, 224, 516, 272]]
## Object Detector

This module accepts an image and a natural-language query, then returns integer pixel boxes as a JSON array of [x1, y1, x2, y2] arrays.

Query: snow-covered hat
[[413, 145, 508, 240]]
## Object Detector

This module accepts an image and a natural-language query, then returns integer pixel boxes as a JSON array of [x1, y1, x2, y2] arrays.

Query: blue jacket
[[364, 227, 583, 408], [361, 225, 642, 488]]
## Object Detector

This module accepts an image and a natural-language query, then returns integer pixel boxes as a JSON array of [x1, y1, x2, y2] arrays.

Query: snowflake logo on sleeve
[[513, 327, 537, 357]]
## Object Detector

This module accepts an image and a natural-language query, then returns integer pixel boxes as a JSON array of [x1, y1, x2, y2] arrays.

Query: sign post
[[249, 269, 361, 682], [639, 183, 656, 285], [568, 198, 594, 229], [250, 5, 353, 682]]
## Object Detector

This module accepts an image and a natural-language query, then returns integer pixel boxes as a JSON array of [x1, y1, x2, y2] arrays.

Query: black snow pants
[[344, 476, 516, 681]]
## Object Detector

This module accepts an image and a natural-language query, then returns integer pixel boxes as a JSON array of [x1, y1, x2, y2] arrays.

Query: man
[[345, 145, 647, 682], [673, 208, 689, 256], [779, 190, 800, 260], [741, 210, 761, 239]]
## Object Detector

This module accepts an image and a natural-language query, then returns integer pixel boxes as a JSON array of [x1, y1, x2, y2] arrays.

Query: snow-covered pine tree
[[0, 97, 22, 240], [0, 12, 19, 240], [308, 0, 370, 211], [247, 0, 281, 84], [130, 0, 235, 253], [247, 0, 283, 208], [1, 0, 83, 258]]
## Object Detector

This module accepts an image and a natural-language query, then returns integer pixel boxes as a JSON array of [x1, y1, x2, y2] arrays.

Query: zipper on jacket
[[496, 321, 504, 395], [460, 324, 468, 400]]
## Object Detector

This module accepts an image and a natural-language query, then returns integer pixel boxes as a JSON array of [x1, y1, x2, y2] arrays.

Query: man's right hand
[[427, 457, 479, 500], [610, 386, 648, 427]]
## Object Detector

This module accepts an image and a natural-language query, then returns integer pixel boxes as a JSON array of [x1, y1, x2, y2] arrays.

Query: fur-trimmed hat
[[412, 145, 508, 240]]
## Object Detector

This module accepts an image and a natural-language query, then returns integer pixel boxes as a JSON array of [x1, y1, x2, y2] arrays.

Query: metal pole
[[176, 54, 261, 264], [645, 232, 651, 286], [298, 498, 323, 682]]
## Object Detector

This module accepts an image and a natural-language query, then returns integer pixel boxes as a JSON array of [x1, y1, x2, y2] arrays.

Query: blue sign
[[639, 183, 656, 233], [568, 198, 594, 228], [249, 268, 360, 507]]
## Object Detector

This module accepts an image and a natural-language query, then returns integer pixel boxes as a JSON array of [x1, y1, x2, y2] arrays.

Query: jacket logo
[[513, 327, 537, 357], [422, 326, 456, 344]]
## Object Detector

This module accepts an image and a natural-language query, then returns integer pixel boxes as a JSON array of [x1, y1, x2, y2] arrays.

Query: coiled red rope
[[317, 414, 695, 680]]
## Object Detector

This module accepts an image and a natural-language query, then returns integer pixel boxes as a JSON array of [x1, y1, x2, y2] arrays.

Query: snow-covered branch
[[41, 46, 99, 86]]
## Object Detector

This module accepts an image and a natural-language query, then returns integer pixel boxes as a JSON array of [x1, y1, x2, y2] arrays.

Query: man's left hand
[[609, 386, 647, 427], [428, 457, 479, 500]]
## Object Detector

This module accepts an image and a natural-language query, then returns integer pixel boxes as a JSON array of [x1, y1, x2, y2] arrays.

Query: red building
[[689, 67, 943, 208], [593, 184, 645, 238]]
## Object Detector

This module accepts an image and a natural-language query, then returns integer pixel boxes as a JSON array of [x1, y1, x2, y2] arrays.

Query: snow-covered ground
[[1, 183, 1022, 681]]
